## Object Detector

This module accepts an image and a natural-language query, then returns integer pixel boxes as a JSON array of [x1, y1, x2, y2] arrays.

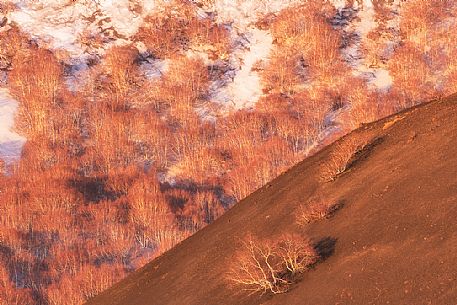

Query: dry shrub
[[136, 1, 229, 59], [103, 46, 140, 107], [277, 235, 317, 275], [266, 3, 345, 94], [229, 237, 286, 294], [228, 234, 317, 295], [0, 26, 30, 70], [320, 137, 369, 182], [297, 199, 343, 225], [0, 263, 34, 305], [388, 42, 436, 107], [135, 2, 195, 58]]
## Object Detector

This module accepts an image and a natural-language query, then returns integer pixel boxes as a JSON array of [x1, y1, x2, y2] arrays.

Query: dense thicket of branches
[[1, 0, 457, 304]]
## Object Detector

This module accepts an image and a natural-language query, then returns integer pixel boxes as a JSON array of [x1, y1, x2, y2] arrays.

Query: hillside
[[87, 95, 457, 305]]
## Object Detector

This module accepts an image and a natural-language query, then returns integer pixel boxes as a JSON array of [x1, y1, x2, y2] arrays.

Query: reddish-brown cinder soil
[[86, 95, 457, 305]]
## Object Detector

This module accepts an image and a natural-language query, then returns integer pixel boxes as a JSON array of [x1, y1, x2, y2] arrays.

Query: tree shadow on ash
[[314, 237, 337, 261], [280, 237, 338, 294]]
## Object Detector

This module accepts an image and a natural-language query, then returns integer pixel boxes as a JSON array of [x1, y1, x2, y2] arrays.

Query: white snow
[[140, 58, 169, 80], [211, 0, 301, 31], [0, 88, 26, 164], [371, 69, 393, 90], [65, 61, 89, 92], [5, 0, 159, 59], [211, 28, 273, 109], [230, 29, 272, 107], [331, 0, 348, 10]]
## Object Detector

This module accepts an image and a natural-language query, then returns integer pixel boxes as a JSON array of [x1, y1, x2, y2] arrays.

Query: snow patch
[[331, 0, 348, 10], [210, 27, 273, 109], [371, 69, 393, 90], [5, 0, 158, 59], [0, 88, 26, 164], [211, 0, 301, 30], [65, 61, 89, 92], [140, 58, 169, 80]]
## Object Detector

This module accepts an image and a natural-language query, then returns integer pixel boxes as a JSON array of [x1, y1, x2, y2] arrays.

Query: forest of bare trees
[[1, 0, 457, 304]]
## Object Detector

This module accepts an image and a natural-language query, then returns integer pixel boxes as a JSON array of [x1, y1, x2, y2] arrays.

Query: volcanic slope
[[87, 95, 457, 305]]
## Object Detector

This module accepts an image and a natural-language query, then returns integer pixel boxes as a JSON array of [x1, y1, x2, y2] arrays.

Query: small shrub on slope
[[320, 137, 370, 182], [297, 199, 343, 225], [228, 234, 317, 295], [277, 234, 317, 275]]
